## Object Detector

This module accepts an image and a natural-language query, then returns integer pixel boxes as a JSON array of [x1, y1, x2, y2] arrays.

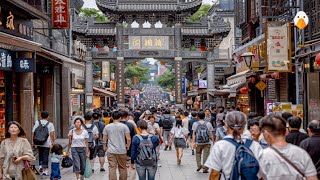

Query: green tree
[[79, 8, 109, 22], [157, 70, 175, 91], [188, 4, 212, 22], [125, 64, 149, 89]]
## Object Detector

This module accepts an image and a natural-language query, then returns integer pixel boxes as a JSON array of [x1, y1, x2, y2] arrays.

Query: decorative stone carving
[[208, 13, 231, 35], [123, 28, 174, 36]]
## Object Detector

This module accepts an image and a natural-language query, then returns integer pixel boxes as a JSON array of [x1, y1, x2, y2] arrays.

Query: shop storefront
[[93, 87, 116, 109], [303, 53, 320, 123]]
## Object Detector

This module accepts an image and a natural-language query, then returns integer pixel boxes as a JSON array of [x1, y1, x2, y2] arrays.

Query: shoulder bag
[[270, 146, 305, 178]]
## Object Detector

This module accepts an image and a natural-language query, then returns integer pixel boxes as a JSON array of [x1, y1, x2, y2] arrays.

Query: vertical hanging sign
[[52, 0, 69, 28]]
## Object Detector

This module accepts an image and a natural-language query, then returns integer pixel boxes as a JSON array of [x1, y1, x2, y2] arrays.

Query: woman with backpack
[[169, 117, 189, 165], [205, 111, 263, 180], [131, 120, 160, 180], [67, 116, 90, 180]]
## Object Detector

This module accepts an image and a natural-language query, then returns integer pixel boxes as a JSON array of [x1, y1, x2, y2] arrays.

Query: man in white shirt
[[32, 111, 55, 176], [259, 115, 317, 180], [102, 111, 131, 180], [192, 111, 214, 173]]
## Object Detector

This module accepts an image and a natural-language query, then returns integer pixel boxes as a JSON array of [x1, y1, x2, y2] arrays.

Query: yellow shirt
[[104, 117, 111, 125]]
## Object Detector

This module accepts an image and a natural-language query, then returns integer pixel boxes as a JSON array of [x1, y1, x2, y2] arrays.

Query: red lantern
[[248, 77, 256, 83], [316, 54, 320, 66], [239, 87, 249, 94], [271, 72, 281, 79]]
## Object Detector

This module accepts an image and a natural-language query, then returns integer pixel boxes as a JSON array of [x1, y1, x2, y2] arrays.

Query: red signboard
[[52, 0, 69, 28]]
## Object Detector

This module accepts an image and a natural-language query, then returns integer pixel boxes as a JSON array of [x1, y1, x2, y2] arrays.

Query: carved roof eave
[[96, 0, 202, 13], [182, 14, 231, 37], [181, 27, 230, 37]]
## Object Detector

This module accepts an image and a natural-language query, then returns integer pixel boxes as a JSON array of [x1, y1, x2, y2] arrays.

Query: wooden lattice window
[[235, 0, 246, 26], [250, 0, 258, 24]]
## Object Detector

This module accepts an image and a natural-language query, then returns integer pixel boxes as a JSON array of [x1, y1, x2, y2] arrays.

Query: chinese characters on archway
[[129, 36, 169, 50], [52, 0, 69, 28]]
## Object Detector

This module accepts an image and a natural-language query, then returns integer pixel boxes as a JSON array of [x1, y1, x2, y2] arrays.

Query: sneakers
[[100, 168, 106, 172], [42, 171, 49, 176], [92, 169, 94, 173], [192, 150, 194, 155], [169, 146, 172, 151], [157, 163, 162, 167], [203, 170, 209, 173], [38, 167, 43, 173], [164, 145, 168, 151], [196, 166, 202, 172]]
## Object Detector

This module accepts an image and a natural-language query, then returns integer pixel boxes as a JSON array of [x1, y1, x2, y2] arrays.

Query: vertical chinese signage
[[266, 22, 291, 72], [116, 58, 125, 104], [101, 61, 110, 81], [52, 0, 69, 28], [0, 49, 14, 71], [175, 58, 182, 104]]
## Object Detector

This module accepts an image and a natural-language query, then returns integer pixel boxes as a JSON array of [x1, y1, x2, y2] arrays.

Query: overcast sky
[[83, 0, 213, 8]]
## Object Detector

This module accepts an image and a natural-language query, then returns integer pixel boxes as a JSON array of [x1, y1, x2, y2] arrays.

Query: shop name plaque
[[129, 36, 169, 50]]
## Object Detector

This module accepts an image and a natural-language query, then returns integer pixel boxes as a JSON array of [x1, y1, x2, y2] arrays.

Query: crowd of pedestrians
[[0, 94, 320, 180]]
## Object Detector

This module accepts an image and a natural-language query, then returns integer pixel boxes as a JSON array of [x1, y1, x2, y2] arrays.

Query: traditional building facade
[[0, 0, 85, 140], [73, 0, 231, 110], [233, 0, 298, 116]]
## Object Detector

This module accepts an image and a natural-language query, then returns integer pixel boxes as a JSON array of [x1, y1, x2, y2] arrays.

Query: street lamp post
[[241, 52, 255, 69]]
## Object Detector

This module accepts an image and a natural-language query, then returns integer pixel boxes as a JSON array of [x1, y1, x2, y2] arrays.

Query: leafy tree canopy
[[157, 70, 175, 91], [188, 4, 212, 22], [80, 8, 109, 22], [125, 64, 149, 88]]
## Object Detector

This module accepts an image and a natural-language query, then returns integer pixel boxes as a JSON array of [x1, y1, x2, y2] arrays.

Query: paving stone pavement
[[39, 145, 210, 180]]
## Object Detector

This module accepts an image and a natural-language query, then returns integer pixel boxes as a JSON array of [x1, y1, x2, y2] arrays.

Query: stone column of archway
[[85, 51, 94, 111], [206, 51, 215, 109], [116, 24, 126, 109], [116, 57, 125, 109], [174, 23, 183, 109]]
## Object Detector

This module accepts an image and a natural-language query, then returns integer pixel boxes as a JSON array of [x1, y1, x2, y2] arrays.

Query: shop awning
[[226, 70, 250, 86], [93, 87, 117, 97], [209, 80, 247, 98], [40, 48, 85, 68], [208, 89, 230, 97], [71, 88, 85, 95], [187, 90, 198, 96], [0, 32, 41, 51]]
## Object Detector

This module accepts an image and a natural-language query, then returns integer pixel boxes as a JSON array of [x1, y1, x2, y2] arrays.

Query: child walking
[[50, 144, 63, 180]]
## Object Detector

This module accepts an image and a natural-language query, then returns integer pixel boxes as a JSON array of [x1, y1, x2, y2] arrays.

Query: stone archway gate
[[73, 0, 231, 109]]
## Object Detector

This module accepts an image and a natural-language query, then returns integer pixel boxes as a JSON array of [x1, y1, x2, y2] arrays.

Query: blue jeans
[[50, 162, 61, 179], [136, 164, 157, 180], [38, 147, 50, 168]]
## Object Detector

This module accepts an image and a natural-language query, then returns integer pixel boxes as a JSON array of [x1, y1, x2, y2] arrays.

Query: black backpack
[[82, 124, 95, 149], [195, 121, 210, 143], [162, 116, 173, 130], [136, 135, 157, 166], [33, 120, 50, 145]]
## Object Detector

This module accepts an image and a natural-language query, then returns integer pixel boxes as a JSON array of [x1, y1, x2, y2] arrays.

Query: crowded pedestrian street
[[41, 145, 209, 180], [1, 0, 320, 179]]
